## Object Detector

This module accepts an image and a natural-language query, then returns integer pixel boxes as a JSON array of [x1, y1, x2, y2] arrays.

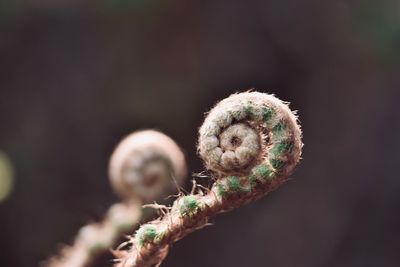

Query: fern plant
[[46, 130, 187, 267], [114, 91, 303, 267]]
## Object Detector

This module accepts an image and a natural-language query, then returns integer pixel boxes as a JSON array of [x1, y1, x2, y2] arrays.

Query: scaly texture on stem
[[46, 130, 187, 267], [114, 91, 303, 267]]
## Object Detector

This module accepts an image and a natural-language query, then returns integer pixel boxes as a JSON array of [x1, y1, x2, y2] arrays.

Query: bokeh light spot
[[0, 151, 15, 203]]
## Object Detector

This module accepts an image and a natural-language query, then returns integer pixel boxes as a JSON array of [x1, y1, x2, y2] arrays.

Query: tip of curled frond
[[197, 90, 303, 178], [109, 129, 187, 202]]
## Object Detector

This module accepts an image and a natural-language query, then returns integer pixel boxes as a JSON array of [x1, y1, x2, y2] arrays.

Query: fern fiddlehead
[[109, 130, 187, 202], [46, 130, 186, 267], [114, 91, 303, 267]]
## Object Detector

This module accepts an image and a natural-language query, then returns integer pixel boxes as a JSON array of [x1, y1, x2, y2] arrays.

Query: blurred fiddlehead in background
[[46, 130, 186, 267]]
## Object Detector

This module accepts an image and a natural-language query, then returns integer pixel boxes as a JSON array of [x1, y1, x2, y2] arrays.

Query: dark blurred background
[[1, 0, 400, 266]]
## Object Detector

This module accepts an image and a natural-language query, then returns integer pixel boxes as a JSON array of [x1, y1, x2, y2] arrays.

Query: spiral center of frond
[[218, 123, 261, 171]]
